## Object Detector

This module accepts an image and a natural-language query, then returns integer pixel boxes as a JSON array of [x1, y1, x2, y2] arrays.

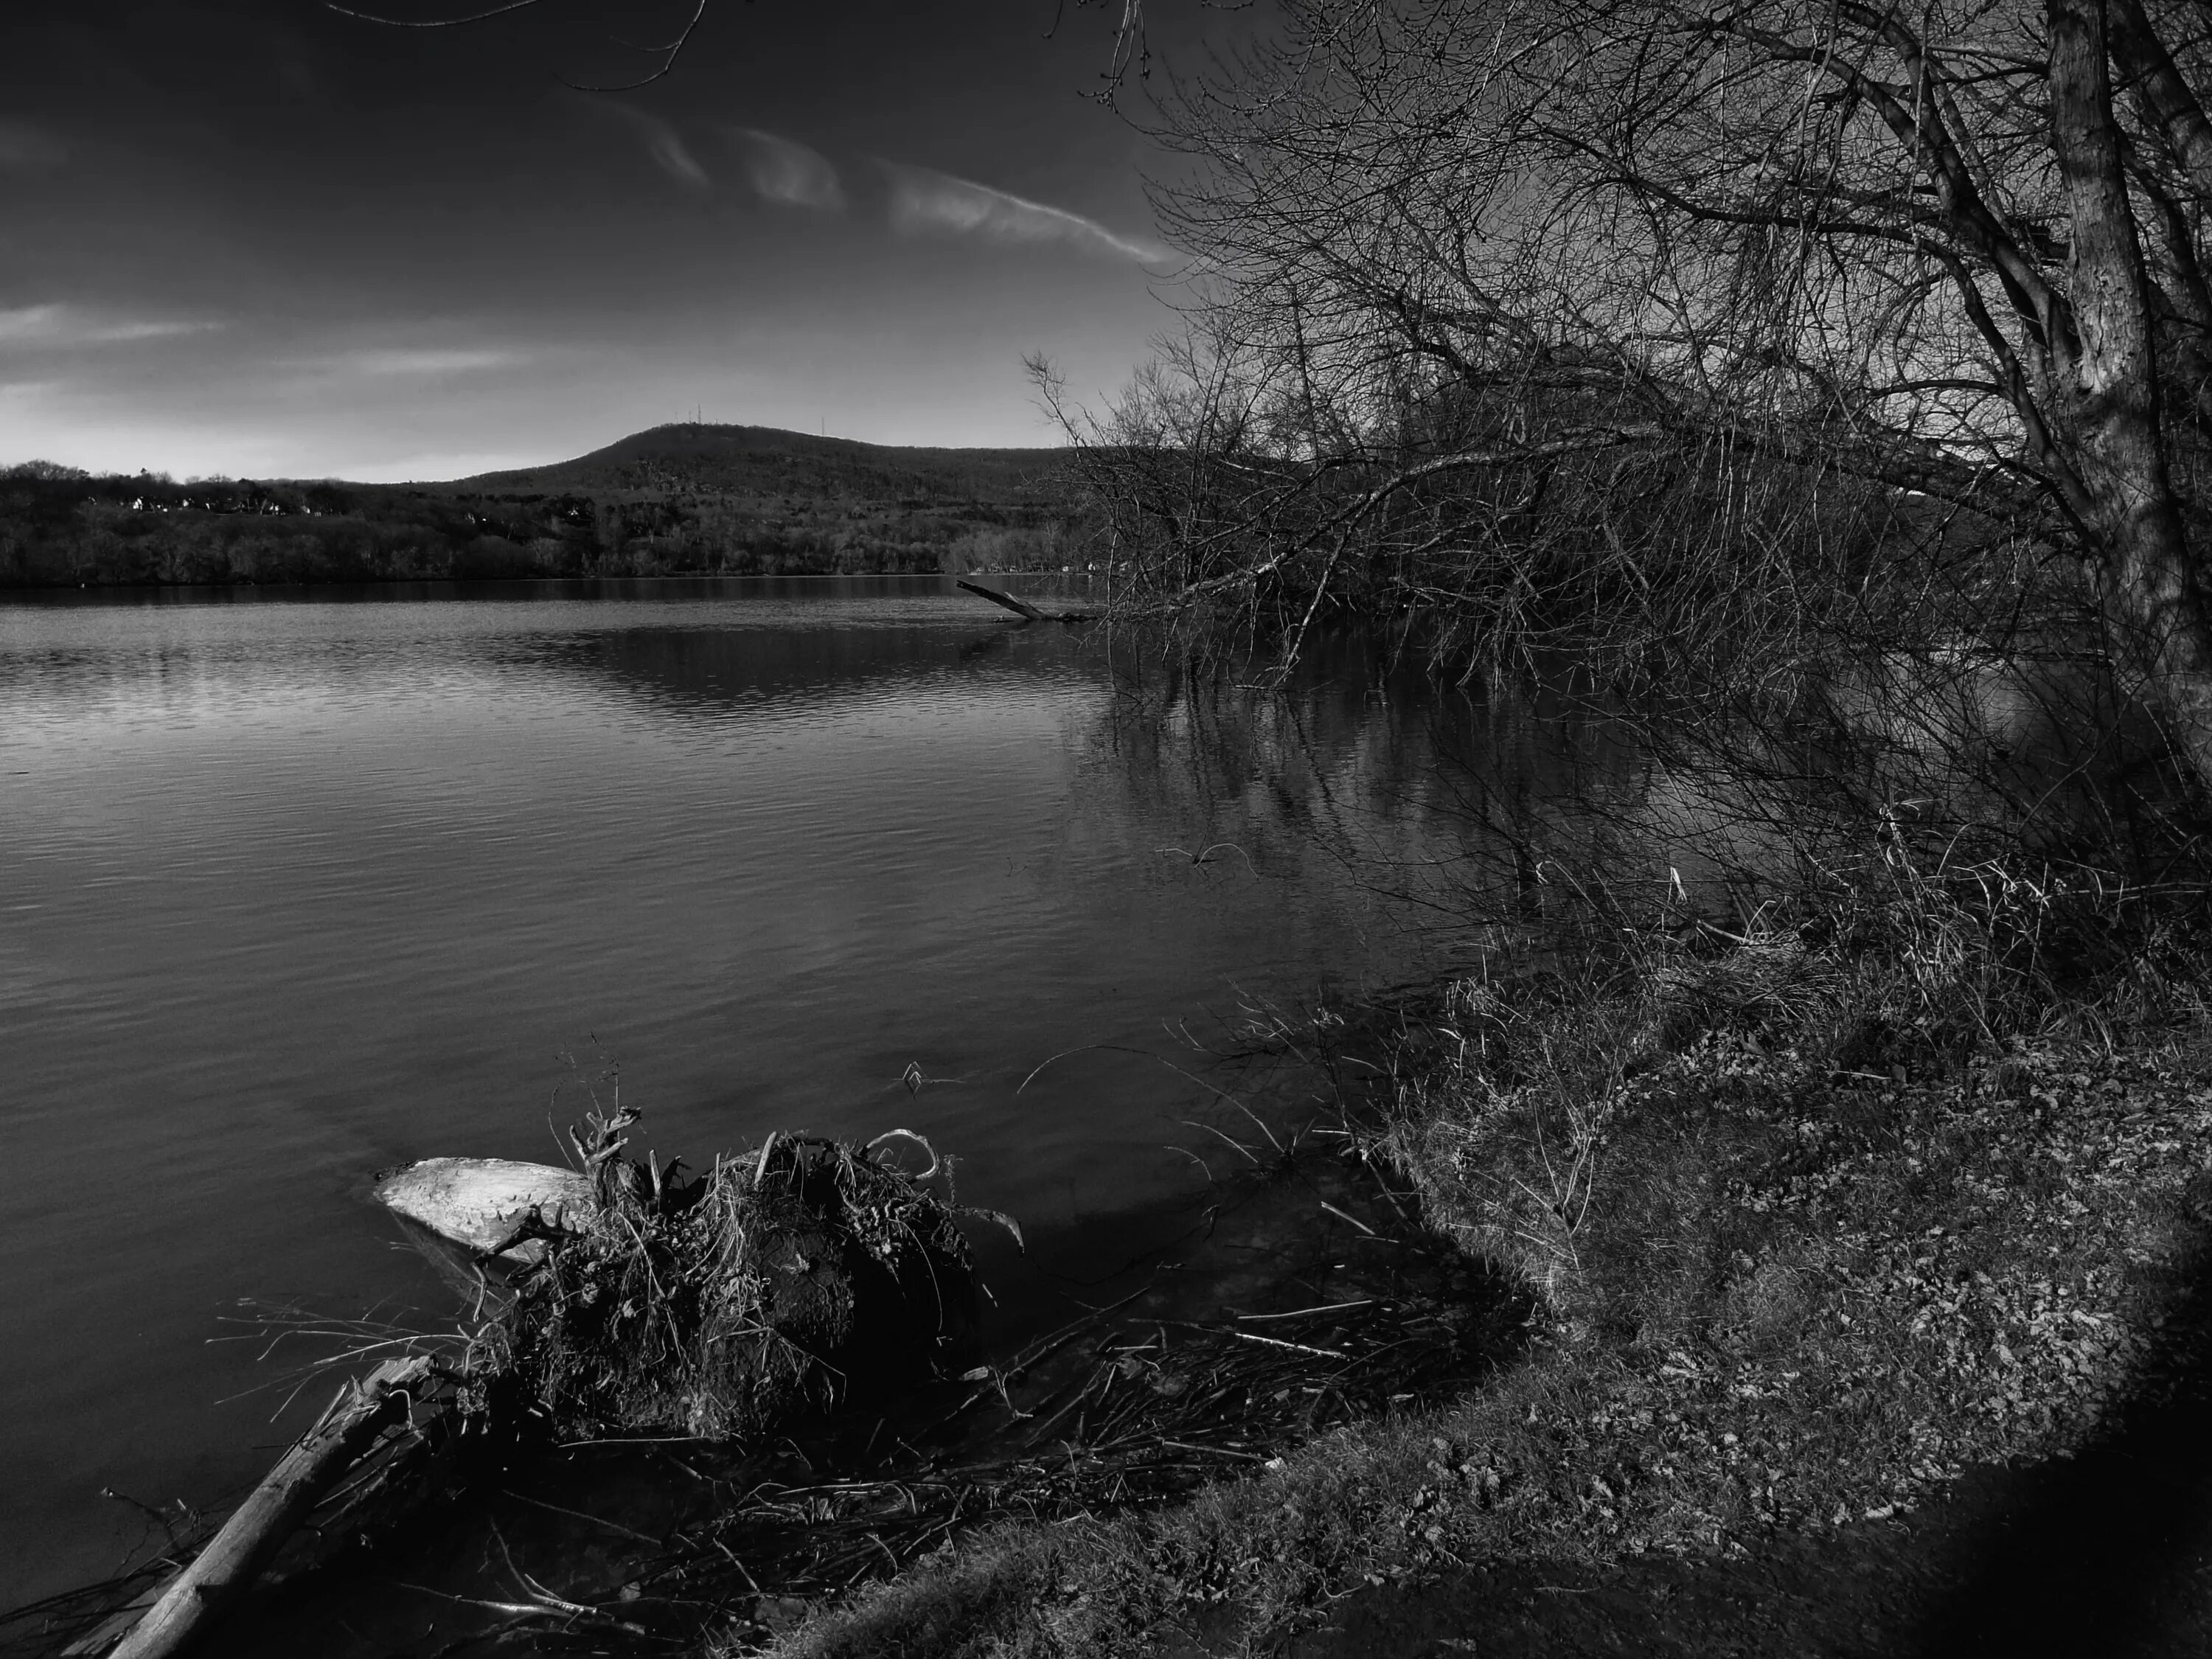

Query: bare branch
[[324, 0, 545, 28]]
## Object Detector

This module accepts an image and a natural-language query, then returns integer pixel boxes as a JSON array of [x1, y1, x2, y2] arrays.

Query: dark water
[[0, 578, 1486, 1606]]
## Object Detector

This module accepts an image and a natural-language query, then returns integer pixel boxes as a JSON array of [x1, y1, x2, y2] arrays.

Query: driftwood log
[[956, 579, 1093, 623], [100, 1355, 434, 1659], [373, 1157, 595, 1264]]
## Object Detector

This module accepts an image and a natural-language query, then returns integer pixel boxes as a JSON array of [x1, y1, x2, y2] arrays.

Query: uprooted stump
[[69, 1116, 1009, 1659], [470, 1111, 1012, 1443]]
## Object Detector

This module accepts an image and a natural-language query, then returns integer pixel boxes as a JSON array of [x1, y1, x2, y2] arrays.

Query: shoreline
[[757, 936, 2212, 1657], [19, 909, 2210, 1657]]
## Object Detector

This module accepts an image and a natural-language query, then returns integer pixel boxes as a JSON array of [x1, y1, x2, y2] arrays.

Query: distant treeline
[[0, 448, 1092, 587]]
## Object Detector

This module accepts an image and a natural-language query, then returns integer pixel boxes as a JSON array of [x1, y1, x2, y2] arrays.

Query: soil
[[1286, 1453, 2211, 1657], [1289, 1280, 2212, 1659]]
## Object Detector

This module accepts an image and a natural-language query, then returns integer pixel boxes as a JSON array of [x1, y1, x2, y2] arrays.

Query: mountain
[[465, 422, 1071, 503]]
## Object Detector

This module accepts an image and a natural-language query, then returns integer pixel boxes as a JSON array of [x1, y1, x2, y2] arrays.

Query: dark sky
[[1, 1, 1222, 479]]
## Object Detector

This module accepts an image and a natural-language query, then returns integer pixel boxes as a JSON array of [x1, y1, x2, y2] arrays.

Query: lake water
[[0, 577, 1490, 1606]]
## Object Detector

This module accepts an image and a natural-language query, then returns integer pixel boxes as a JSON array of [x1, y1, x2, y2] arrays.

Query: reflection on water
[[0, 578, 1512, 1606]]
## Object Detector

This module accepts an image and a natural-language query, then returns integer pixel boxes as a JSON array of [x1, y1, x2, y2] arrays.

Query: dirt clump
[[481, 1107, 1000, 1442]]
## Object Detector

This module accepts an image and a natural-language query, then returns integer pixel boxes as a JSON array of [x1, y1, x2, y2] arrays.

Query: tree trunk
[[2110, 0, 2212, 209], [2047, 0, 2212, 782], [105, 1356, 433, 1659]]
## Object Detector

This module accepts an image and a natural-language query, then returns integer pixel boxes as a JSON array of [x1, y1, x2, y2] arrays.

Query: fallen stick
[[1316, 1200, 1378, 1237], [1161, 1320, 1349, 1361], [957, 579, 1047, 622], [1235, 1298, 1374, 1323], [1155, 1437, 1265, 1461], [104, 1354, 435, 1659], [956, 580, 1093, 623]]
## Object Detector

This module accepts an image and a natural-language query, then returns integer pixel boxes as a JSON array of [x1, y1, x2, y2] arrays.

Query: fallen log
[[956, 579, 1093, 623], [102, 1354, 435, 1659]]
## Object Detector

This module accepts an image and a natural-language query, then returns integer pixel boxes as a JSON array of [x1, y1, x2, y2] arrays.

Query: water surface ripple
[[0, 579, 1451, 1604]]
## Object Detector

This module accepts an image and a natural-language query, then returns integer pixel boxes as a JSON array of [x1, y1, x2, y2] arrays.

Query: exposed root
[[478, 1106, 992, 1443]]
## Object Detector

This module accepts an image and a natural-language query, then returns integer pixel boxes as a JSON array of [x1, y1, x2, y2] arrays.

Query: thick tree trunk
[[2047, 0, 2212, 782], [2110, 0, 2212, 208]]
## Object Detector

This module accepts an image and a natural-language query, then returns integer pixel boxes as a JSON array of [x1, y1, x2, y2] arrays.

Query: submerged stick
[[106, 1354, 434, 1659]]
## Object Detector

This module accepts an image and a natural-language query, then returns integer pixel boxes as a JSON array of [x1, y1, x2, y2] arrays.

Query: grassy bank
[[740, 867, 2212, 1657]]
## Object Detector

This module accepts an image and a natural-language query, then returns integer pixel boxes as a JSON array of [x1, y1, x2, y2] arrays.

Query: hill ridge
[[462, 421, 1068, 495]]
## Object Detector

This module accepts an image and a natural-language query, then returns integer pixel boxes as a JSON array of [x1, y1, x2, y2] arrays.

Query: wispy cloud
[[286, 347, 527, 377], [880, 164, 1170, 264], [574, 96, 712, 192], [642, 116, 711, 191], [600, 103, 712, 192], [0, 304, 219, 347], [0, 122, 67, 173], [726, 128, 843, 211]]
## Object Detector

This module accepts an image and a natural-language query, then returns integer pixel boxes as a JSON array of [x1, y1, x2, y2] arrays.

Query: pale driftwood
[[956, 579, 1093, 623], [61, 1585, 161, 1658], [373, 1157, 594, 1262], [105, 1355, 434, 1659]]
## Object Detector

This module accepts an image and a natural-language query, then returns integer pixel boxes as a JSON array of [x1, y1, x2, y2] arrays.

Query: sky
[[0, 1, 1230, 481]]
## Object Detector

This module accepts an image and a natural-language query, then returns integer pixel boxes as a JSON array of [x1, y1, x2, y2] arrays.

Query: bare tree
[[324, 0, 1155, 92], [323, 0, 711, 88], [1067, 0, 2212, 787]]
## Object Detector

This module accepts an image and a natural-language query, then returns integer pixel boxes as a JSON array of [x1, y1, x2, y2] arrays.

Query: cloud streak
[[880, 164, 1169, 263], [0, 304, 218, 347], [726, 128, 843, 211], [286, 347, 527, 377]]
